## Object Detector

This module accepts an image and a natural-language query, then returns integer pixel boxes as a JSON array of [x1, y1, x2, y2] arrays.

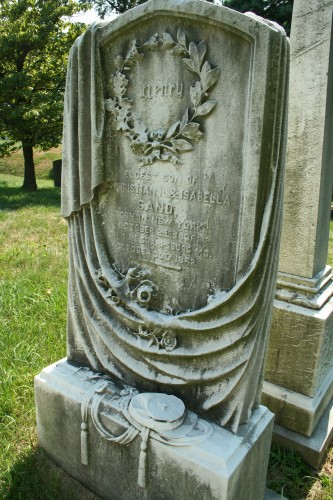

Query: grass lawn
[[0, 149, 332, 499]]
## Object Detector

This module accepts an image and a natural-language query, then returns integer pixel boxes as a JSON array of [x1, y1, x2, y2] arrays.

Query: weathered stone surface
[[262, 363, 333, 436], [265, 299, 333, 398], [35, 359, 275, 500], [278, 0, 333, 278], [61, 0, 288, 431], [272, 394, 333, 468], [263, 0, 333, 461]]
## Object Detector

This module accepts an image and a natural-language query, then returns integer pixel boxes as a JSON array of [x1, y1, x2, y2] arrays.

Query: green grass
[[0, 173, 71, 499], [0, 152, 332, 499]]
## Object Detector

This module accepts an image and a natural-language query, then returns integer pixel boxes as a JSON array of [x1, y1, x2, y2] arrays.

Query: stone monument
[[262, 0, 333, 467], [35, 1, 288, 498]]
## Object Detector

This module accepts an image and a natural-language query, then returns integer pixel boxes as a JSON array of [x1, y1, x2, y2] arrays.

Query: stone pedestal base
[[263, 278, 333, 466], [271, 394, 333, 469], [262, 365, 333, 437], [35, 359, 274, 500]]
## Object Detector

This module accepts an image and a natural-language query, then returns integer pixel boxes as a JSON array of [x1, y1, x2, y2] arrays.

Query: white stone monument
[[35, 1, 288, 498], [262, 0, 333, 467]]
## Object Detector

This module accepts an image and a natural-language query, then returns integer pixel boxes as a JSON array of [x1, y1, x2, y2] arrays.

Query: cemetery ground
[[0, 149, 333, 500]]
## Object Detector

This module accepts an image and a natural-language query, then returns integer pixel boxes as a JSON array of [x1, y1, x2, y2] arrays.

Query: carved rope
[[80, 379, 213, 489]]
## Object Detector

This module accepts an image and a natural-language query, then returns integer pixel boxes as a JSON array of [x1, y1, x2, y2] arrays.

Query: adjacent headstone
[[53, 159, 62, 188], [262, 0, 333, 467], [35, 1, 288, 498]]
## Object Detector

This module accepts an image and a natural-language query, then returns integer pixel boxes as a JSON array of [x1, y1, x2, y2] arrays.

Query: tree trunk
[[22, 143, 37, 191]]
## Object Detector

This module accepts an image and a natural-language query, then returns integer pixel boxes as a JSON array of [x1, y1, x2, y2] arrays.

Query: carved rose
[[130, 279, 158, 307], [106, 289, 121, 305], [161, 331, 177, 352], [133, 326, 178, 351], [136, 284, 154, 305]]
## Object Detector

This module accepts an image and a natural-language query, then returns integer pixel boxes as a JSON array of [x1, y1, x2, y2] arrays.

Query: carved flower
[[137, 326, 151, 338], [97, 269, 108, 288], [149, 128, 165, 146], [129, 278, 158, 308], [161, 331, 177, 352], [106, 288, 121, 305], [136, 284, 155, 306]]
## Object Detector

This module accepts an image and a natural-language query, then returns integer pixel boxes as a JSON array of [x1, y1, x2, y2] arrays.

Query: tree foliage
[[85, 0, 214, 17], [223, 0, 293, 36], [0, 0, 88, 190]]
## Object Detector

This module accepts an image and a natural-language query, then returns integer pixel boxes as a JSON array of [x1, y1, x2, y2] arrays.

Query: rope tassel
[[81, 422, 89, 465], [138, 427, 150, 489]]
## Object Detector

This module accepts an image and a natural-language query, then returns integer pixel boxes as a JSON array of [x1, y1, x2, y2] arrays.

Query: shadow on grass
[[0, 448, 83, 500], [0, 182, 61, 211]]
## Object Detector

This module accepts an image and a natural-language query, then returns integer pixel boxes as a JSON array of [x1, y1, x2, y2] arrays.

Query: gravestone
[[35, 1, 288, 498], [52, 159, 62, 188], [262, 0, 333, 467]]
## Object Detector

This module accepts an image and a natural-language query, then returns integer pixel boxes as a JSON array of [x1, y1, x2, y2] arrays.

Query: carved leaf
[[197, 40, 206, 69], [190, 81, 202, 108], [112, 71, 128, 97], [173, 139, 193, 151], [177, 29, 186, 47], [132, 119, 149, 143], [182, 57, 196, 73], [180, 122, 203, 141], [115, 55, 124, 70], [172, 44, 188, 56], [161, 152, 181, 165], [166, 121, 180, 139], [180, 108, 189, 131], [143, 33, 160, 50], [195, 101, 217, 117], [125, 40, 137, 60], [125, 39, 144, 65], [189, 42, 200, 72], [183, 59, 197, 73], [162, 32, 175, 48], [200, 60, 211, 78], [202, 67, 220, 92]]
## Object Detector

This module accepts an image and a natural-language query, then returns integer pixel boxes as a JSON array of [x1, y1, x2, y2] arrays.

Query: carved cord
[[80, 379, 212, 489]]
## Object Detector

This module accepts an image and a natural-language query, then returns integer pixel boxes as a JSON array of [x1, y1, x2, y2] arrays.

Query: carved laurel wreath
[[105, 30, 220, 166]]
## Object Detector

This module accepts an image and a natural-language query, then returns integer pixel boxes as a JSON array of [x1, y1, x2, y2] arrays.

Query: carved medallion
[[105, 30, 220, 165]]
